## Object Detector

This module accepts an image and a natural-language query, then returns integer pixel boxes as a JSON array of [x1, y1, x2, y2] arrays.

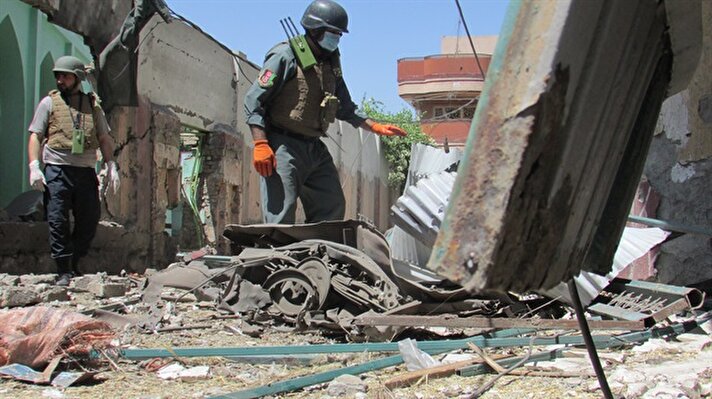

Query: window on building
[[433, 107, 444, 118], [445, 107, 459, 119], [462, 107, 476, 119]]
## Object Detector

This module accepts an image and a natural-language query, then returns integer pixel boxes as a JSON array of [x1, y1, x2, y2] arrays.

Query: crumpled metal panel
[[391, 171, 456, 247], [388, 143, 463, 269], [225, 220, 469, 303], [428, 0, 683, 293], [403, 143, 463, 189]]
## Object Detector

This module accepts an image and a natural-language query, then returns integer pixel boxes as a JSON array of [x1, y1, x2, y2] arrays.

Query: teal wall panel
[[0, 16, 26, 208], [0, 0, 91, 208]]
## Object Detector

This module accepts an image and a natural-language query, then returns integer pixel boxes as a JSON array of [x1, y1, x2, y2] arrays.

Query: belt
[[270, 126, 322, 142]]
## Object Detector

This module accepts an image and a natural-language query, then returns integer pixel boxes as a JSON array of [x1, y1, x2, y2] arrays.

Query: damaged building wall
[[6, 0, 398, 273], [21, 0, 129, 53], [0, 1, 133, 274], [643, 1, 712, 286], [134, 13, 396, 248], [133, 14, 257, 253], [326, 122, 396, 230], [137, 15, 244, 133], [199, 130, 244, 252], [0, 0, 93, 207]]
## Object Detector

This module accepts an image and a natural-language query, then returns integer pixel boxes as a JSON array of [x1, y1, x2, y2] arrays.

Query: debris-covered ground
[[0, 217, 709, 399], [1, 265, 710, 399]]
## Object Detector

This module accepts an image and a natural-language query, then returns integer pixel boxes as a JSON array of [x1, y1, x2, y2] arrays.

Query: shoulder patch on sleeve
[[258, 69, 276, 88]]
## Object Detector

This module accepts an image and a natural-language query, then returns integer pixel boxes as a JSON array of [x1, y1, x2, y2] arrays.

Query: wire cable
[[163, 3, 255, 84], [454, 0, 486, 79]]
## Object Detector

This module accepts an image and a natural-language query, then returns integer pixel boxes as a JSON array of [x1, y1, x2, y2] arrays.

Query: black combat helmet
[[300, 0, 349, 33]]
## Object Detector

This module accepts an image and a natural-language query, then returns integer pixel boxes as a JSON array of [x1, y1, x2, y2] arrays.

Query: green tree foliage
[[361, 99, 434, 192]]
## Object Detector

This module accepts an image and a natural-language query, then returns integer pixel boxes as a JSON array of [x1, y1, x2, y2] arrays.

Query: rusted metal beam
[[354, 315, 645, 331], [428, 0, 683, 293]]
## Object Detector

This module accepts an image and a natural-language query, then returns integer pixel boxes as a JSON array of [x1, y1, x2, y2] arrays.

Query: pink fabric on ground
[[0, 306, 114, 369]]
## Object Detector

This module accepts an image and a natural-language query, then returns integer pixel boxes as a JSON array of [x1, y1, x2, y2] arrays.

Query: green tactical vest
[[268, 52, 342, 137], [46, 90, 99, 151]]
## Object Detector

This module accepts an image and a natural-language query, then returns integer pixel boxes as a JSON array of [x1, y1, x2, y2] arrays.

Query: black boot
[[55, 257, 72, 287], [71, 255, 83, 277]]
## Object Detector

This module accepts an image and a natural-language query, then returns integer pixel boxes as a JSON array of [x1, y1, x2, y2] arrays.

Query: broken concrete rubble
[[38, 286, 69, 303], [19, 274, 57, 286], [88, 278, 130, 299], [0, 264, 708, 399], [326, 374, 367, 396], [0, 286, 41, 308]]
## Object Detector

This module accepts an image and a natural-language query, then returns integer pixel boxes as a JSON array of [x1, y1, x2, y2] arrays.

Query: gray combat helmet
[[301, 0, 349, 33], [53, 56, 86, 81]]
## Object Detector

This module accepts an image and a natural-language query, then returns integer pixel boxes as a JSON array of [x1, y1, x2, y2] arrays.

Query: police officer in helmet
[[244, 0, 406, 224]]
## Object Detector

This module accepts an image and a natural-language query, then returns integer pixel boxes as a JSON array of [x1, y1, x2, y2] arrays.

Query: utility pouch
[[320, 93, 340, 130], [71, 129, 85, 154], [280, 18, 316, 70], [289, 35, 317, 70]]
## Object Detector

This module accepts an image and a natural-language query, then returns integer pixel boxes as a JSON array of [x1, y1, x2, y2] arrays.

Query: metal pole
[[568, 280, 614, 399], [628, 214, 712, 236]]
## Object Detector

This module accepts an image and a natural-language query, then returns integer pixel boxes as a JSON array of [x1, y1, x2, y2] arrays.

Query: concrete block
[[699, 94, 712, 124], [20, 274, 57, 286], [625, 383, 650, 398], [326, 374, 366, 397], [35, 283, 51, 292], [41, 286, 70, 302], [88, 280, 128, 298], [0, 274, 20, 286], [72, 274, 103, 292], [642, 385, 688, 399], [0, 286, 41, 307]]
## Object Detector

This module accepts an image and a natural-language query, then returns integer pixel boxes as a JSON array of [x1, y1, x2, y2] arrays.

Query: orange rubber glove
[[371, 123, 407, 137], [252, 140, 276, 177]]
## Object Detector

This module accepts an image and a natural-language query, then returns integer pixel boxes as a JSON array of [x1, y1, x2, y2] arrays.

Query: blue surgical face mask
[[318, 31, 341, 52]]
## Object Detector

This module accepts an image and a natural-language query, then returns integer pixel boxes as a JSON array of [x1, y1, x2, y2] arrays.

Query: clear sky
[[167, 0, 510, 113]]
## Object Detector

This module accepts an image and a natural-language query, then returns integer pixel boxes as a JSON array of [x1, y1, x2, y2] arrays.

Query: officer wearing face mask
[[244, 0, 407, 224]]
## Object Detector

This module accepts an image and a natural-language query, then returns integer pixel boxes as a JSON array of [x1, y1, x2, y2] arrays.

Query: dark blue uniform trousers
[[44, 164, 100, 269], [261, 132, 345, 224]]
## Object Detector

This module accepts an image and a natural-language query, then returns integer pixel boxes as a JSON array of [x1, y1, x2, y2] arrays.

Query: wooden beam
[[384, 354, 511, 390]]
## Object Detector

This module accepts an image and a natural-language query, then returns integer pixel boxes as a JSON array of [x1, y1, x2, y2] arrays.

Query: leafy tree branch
[[361, 98, 434, 192]]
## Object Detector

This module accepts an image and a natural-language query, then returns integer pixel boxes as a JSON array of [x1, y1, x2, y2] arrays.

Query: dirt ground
[[1, 284, 711, 399]]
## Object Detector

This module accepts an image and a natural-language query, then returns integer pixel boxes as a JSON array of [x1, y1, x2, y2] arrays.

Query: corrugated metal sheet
[[404, 143, 462, 188], [387, 226, 431, 268], [390, 147, 670, 304], [543, 227, 670, 306], [391, 171, 456, 247], [388, 144, 461, 269]]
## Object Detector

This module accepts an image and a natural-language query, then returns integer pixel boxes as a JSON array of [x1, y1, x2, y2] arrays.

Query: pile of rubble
[[0, 217, 710, 398], [1, 142, 710, 397], [138, 220, 510, 341], [0, 272, 131, 307]]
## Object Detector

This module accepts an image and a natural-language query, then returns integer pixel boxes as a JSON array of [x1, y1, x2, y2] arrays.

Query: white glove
[[107, 161, 120, 194], [29, 160, 46, 192]]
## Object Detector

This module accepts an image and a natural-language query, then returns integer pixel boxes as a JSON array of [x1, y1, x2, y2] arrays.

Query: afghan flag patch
[[258, 69, 275, 87]]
